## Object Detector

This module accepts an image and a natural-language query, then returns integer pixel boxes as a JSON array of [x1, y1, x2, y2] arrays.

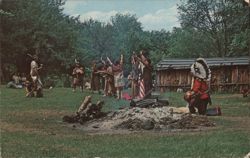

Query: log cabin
[[156, 57, 250, 93]]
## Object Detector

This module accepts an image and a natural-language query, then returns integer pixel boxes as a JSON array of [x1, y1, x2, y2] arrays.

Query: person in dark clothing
[[91, 61, 101, 93], [72, 60, 85, 92], [137, 50, 153, 99]]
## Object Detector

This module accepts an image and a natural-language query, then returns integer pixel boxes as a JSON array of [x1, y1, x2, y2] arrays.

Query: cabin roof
[[156, 57, 250, 71]]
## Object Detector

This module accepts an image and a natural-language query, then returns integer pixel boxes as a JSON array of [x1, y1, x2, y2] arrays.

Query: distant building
[[156, 57, 250, 92]]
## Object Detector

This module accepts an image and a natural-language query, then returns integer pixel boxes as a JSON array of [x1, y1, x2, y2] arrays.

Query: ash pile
[[63, 96, 215, 131], [103, 107, 215, 131]]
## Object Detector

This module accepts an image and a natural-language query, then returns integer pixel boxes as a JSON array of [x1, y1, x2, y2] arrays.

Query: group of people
[[72, 51, 153, 100], [129, 51, 153, 99], [71, 54, 214, 115], [6, 54, 44, 98], [92, 54, 125, 99], [7, 72, 27, 89], [23, 51, 212, 115], [72, 55, 213, 115]]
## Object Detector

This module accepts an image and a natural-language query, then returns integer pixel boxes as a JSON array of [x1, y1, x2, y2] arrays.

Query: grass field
[[1, 86, 250, 158]]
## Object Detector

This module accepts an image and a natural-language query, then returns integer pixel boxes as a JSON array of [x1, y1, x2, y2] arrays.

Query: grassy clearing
[[1, 86, 250, 158]]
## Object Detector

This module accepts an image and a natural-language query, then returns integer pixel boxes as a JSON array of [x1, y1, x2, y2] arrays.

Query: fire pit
[[63, 96, 215, 132]]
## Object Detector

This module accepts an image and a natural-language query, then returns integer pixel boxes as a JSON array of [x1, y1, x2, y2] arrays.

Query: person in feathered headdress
[[130, 51, 140, 99], [184, 58, 212, 115], [97, 57, 114, 96], [27, 54, 43, 97], [137, 50, 153, 99], [90, 60, 101, 94], [107, 54, 125, 99]]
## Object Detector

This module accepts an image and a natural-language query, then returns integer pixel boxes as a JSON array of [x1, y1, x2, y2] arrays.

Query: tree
[[167, 27, 216, 58], [111, 14, 143, 53], [80, 19, 115, 63], [1, 0, 84, 78], [110, 13, 144, 74], [147, 30, 170, 64], [178, 0, 248, 57]]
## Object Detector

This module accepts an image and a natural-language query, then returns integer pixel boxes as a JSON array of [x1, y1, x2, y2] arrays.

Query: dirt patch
[[222, 116, 250, 131], [0, 121, 46, 134]]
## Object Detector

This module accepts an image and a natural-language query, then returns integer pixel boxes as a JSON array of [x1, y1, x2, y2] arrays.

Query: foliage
[[178, 0, 249, 57], [1, 0, 249, 81], [1, 0, 85, 79], [167, 27, 216, 58], [229, 29, 250, 56]]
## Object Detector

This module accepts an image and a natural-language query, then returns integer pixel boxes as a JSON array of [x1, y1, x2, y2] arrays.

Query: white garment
[[30, 60, 38, 77], [30, 60, 42, 86], [114, 72, 124, 87], [138, 61, 145, 74]]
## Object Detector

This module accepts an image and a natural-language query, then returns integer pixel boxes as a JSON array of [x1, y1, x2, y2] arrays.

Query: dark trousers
[[189, 97, 209, 115]]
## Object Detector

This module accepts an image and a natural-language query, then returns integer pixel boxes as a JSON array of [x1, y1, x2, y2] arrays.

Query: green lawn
[[1, 86, 250, 158]]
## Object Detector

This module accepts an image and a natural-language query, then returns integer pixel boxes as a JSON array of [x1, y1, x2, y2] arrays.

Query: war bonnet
[[190, 58, 211, 81]]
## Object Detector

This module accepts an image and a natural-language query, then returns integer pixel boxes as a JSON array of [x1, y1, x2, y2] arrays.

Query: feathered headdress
[[27, 53, 38, 60], [190, 58, 211, 81], [75, 58, 80, 64]]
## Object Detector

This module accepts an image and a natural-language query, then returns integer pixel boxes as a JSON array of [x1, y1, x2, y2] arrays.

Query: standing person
[[98, 62, 109, 96], [29, 54, 43, 97], [90, 61, 101, 94], [106, 62, 115, 96], [130, 52, 139, 99], [108, 54, 124, 99], [99, 61, 107, 94], [72, 59, 85, 92], [137, 50, 153, 99], [184, 58, 211, 115], [98, 61, 114, 96]]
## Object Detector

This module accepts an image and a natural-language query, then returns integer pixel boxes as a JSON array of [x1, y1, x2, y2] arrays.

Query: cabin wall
[[156, 65, 249, 93]]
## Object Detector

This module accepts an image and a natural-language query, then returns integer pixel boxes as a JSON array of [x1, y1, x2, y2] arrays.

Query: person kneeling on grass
[[184, 58, 212, 115]]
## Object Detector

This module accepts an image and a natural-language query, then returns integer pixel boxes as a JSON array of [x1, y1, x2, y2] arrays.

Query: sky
[[62, 0, 181, 31]]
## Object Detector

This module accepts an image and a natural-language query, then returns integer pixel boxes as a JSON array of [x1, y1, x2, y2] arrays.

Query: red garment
[[122, 92, 132, 100], [191, 78, 209, 100]]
